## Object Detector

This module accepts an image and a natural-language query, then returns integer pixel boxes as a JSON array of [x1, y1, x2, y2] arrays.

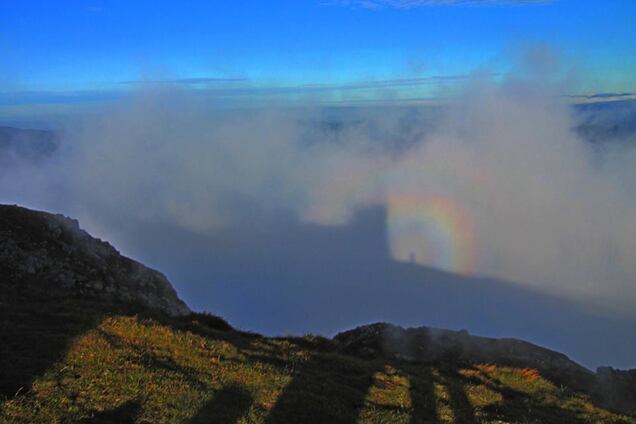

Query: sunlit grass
[[1, 310, 635, 424]]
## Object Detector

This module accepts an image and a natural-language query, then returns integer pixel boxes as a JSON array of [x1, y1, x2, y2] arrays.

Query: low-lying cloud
[[3, 73, 636, 315]]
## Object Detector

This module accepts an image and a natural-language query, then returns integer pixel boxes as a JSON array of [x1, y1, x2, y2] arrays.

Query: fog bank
[[3, 75, 636, 316]]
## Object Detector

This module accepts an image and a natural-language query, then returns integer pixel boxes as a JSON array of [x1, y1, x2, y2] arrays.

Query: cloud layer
[[3, 73, 636, 316]]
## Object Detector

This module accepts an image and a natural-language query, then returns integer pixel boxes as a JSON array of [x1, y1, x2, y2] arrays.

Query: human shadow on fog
[[120, 206, 636, 371]]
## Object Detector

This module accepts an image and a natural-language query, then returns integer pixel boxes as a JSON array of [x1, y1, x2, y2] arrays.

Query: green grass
[[1, 297, 635, 424]]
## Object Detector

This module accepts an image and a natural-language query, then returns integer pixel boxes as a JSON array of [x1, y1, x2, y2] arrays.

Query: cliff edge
[[0, 204, 190, 316]]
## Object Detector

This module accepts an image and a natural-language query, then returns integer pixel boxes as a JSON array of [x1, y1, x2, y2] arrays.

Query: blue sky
[[1, 0, 635, 110]]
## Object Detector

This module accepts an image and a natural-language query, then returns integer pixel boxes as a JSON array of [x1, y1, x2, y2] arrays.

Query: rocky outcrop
[[0, 204, 190, 316], [335, 323, 636, 414], [335, 323, 595, 390], [594, 367, 636, 414]]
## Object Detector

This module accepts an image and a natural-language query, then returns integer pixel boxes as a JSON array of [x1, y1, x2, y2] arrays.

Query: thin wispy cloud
[[120, 74, 482, 90], [569, 92, 635, 100], [266, 74, 494, 93], [148, 74, 491, 95], [0, 74, 486, 107], [121, 77, 248, 85], [0, 90, 124, 106], [327, 0, 553, 8]]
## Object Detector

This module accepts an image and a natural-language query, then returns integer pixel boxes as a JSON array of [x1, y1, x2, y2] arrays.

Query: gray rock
[[335, 323, 595, 391], [335, 323, 636, 415], [0, 204, 191, 317], [86, 280, 104, 291]]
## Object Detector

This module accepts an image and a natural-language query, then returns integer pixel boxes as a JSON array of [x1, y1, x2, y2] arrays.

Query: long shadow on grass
[[0, 296, 138, 398], [264, 354, 381, 424], [474, 369, 588, 424], [406, 365, 438, 424], [440, 368, 477, 424], [187, 385, 253, 424]]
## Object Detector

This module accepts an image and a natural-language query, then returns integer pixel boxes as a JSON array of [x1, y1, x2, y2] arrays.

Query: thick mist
[[4, 75, 636, 317]]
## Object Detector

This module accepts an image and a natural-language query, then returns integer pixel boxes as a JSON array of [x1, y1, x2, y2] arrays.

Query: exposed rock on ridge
[[335, 323, 636, 414], [335, 323, 594, 389], [594, 367, 636, 415], [0, 204, 190, 316]]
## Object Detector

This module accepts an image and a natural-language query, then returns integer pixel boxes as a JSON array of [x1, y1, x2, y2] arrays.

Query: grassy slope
[[1, 297, 634, 424]]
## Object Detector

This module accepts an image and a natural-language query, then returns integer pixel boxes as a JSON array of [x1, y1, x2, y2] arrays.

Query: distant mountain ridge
[[3, 99, 633, 169], [575, 100, 636, 144]]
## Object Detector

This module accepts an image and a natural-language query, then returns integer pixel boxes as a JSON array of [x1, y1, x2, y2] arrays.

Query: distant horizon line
[[0, 84, 634, 109]]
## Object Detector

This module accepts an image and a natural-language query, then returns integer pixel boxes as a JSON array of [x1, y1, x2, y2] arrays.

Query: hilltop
[[0, 204, 190, 316], [1, 204, 635, 423]]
